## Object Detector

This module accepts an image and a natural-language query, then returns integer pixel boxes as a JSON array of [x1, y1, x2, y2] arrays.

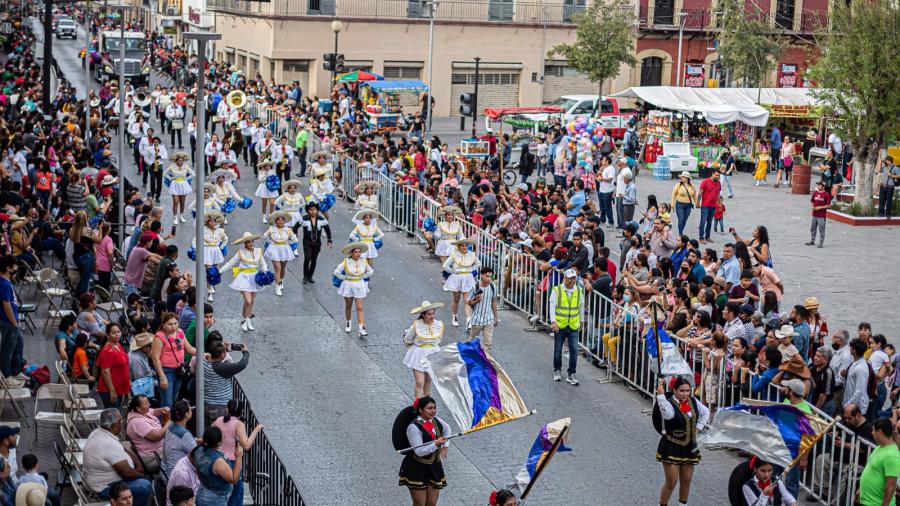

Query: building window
[[283, 60, 309, 73], [545, 64, 580, 78], [653, 0, 674, 25], [640, 57, 663, 86], [384, 66, 422, 79], [308, 0, 334, 15], [488, 0, 513, 21], [563, 0, 586, 22], [451, 72, 520, 85], [775, 0, 795, 30], [407, 0, 428, 18]]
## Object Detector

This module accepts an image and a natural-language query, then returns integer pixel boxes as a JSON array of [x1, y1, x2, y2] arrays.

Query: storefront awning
[[610, 86, 822, 127]]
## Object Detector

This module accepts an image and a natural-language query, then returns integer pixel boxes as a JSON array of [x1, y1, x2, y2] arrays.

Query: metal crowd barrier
[[232, 378, 307, 505]]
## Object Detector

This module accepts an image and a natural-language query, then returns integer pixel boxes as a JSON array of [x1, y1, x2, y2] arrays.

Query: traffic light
[[323, 53, 335, 71], [334, 54, 345, 73], [459, 92, 474, 117]]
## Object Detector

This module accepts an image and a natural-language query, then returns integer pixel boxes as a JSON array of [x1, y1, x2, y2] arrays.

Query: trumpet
[[226, 90, 246, 109], [134, 88, 151, 107]]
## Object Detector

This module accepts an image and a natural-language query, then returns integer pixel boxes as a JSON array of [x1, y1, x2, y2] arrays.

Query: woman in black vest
[[397, 396, 452, 506], [741, 457, 796, 506], [656, 377, 710, 506]]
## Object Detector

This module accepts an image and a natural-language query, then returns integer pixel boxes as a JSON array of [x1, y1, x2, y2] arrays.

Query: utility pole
[[424, 0, 438, 141], [84, 0, 91, 143], [41, 0, 53, 112], [472, 56, 480, 139], [117, 6, 126, 250]]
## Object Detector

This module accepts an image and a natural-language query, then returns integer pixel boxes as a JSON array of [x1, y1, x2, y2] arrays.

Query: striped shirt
[[203, 351, 249, 406], [466, 283, 496, 326]]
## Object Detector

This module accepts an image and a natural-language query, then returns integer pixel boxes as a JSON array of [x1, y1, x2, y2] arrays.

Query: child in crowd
[[754, 142, 770, 186], [658, 202, 672, 227], [714, 195, 726, 233]]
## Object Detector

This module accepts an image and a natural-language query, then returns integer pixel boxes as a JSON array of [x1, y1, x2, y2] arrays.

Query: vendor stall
[[359, 80, 428, 132], [482, 106, 565, 182]]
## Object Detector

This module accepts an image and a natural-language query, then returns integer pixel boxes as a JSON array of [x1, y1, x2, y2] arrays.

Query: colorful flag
[[425, 339, 530, 434], [701, 400, 830, 467], [509, 418, 572, 497], [644, 324, 693, 376]]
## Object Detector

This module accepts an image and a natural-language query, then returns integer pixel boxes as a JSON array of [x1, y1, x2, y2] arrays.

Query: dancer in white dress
[[190, 183, 222, 222], [163, 151, 194, 224], [274, 179, 304, 227], [349, 210, 384, 266], [256, 159, 280, 223], [403, 301, 445, 398], [333, 242, 373, 337], [221, 232, 269, 332], [309, 166, 336, 219], [263, 211, 299, 297], [354, 180, 380, 212], [434, 206, 465, 264], [192, 211, 227, 302], [442, 237, 480, 328]]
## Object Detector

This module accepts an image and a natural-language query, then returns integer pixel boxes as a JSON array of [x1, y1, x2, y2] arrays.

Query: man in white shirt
[[722, 302, 746, 340], [597, 157, 616, 226], [83, 409, 151, 504], [249, 118, 266, 171], [254, 130, 275, 174], [614, 158, 633, 229], [157, 88, 173, 134], [165, 101, 185, 149], [239, 112, 253, 164], [143, 137, 169, 200]]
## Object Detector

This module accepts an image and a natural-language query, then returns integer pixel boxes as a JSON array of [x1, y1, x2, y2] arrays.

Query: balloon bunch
[[565, 117, 607, 169]]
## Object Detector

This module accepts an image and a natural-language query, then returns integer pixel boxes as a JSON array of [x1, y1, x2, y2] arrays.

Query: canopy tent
[[611, 86, 821, 127], [484, 106, 565, 120], [336, 70, 384, 83], [360, 80, 429, 92]]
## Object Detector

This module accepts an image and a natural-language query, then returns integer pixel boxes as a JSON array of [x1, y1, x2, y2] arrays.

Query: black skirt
[[656, 436, 701, 465], [398, 452, 446, 490]]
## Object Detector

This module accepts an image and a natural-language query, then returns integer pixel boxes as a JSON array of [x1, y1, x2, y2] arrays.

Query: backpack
[[599, 136, 614, 155], [626, 130, 640, 155], [866, 362, 878, 401]]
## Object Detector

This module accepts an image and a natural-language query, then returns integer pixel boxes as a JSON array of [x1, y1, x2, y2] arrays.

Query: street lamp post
[[116, 6, 127, 250], [675, 11, 688, 87], [183, 30, 222, 437], [330, 20, 342, 90], [423, 0, 438, 141], [84, 0, 92, 143]]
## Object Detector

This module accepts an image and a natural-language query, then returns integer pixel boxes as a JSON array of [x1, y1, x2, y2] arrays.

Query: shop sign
[[684, 64, 705, 87], [778, 63, 799, 88], [189, 7, 200, 25], [762, 104, 822, 118]]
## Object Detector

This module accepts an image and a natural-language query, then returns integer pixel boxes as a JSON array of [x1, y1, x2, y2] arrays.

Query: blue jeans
[[0, 321, 24, 378], [160, 367, 182, 408], [99, 391, 123, 409], [554, 174, 567, 189], [196, 486, 231, 506], [698, 206, 715, 240], [598, 191, 614, 224], [98, 478, 152, 506], [74, 252, 95, 296], [784, 466, 800, 499], [553, 327, 579, 375], [226, 459, 243, 506], [675, 202, 692, 235], [39, 237, 66, 261], [722, 174, 734, 197]]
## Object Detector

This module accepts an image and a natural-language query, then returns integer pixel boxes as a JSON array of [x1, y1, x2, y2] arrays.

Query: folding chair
[[0, 374, 31, 426], [68, 385, 104, 427], [13, 287, 36, 335], [42, 294, 76, 334], [55, 360, 92, 398], [53, 441, 76, 495], [32, 383, 70, 447], [38, 268, 72, 308], [62, 414, 88, 451], [93, 285, 125, 323], [72, 477, 105, 506]]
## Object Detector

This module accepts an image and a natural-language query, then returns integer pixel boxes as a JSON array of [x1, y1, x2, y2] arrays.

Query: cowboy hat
[[312, 151, 328, 159], [678, 171, 692, 179], [353, 210, 376, 222], [775, 324, 800, 339], [777, 355, 812, 380], [410, 300, 444, 315], [210, 169, 236, 183], [100, 175, 118, 187], [803, 296, 820, 309], [89, 98, 101, 108], [14, 482, 47, 506], [268, 211, 292, 224], [284, 179, 303, 191], [233, 232, 261, 245], [203, 183, 216, 193], [204, 210, 225, 225], [313, 167, 329, 177], [806, 130, 817, 140], [354, 180, 381, 192], [452, 237, 476, 246], [132, 332, 154, 349], [257, 159, 275, 168], [342, 241, 368, 256], [215, 158, 235, 167], [439, 205, 463, 216], [172, 151, 189, 161]]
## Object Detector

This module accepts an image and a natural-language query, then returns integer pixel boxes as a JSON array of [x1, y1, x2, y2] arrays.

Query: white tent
[[610, 86, 821, 127]]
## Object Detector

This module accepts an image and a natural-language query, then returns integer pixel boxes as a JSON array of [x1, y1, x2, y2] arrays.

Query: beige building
[[208, 0, 636, 117]]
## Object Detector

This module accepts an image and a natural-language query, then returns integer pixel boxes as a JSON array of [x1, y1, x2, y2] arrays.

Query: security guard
[[550, 268, 584, 385]]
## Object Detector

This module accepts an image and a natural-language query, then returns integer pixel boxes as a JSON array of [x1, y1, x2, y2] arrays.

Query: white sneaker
[[275, 284, 283, 296], [359, 326, 368, 337], [345, 321, 352, 333], [451, 315, 459, 327], [566, 374, 579, 386], [263, 215, 268, 224], [207, 293, 213, 302], [246, 318, 256, 331], [210, 286, 216, 294], [528, 314, 540, 324], [553, 371, 561, 382], [180, 214, 187, 223], [241, 319, 249, 332]]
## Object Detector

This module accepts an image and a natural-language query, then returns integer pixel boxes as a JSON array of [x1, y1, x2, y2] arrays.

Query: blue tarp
[[361, 80, 429, 92]]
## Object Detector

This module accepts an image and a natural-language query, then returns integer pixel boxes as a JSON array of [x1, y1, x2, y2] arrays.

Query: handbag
[[172, 120, 184, 130], [163, 334, 191, 378], [131, 376, 155, 397]]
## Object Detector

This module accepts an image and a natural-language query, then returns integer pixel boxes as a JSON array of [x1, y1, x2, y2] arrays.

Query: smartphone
[[473, 288, 483, 297], [231, 343, 245, 352], [170, 225, 177, 236]]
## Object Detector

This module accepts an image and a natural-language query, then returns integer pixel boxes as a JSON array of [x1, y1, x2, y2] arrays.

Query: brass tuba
[[133, 88, 151, 107], [226, 90, 247, 109]]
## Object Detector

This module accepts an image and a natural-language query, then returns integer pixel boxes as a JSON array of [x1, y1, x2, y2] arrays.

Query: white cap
[[521, 238, 534, 249], [564, 268, 578, 278], [618, 157, 629, 165]]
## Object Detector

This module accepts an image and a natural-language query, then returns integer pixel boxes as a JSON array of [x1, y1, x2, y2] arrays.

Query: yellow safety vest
[[554, 285, 582, 330]]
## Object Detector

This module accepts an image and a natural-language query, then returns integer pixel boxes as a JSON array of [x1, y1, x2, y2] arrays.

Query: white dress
[[434, 221, 464, 257], [334, 258, 373, 299], [255, 167, 280, 199], [348, 223, 384, 259], [274, 192, 305, 227], [193, 227, 227, 265], [442, 250, 480, 293], [165, 164, 194, 196], [356, 193, 378, 212], [221, 247, 268, 292], [214, 182, 241, 203], [263, 226, 298, 262], [309, 178, 334, 204], [403, 320, 445, 372]]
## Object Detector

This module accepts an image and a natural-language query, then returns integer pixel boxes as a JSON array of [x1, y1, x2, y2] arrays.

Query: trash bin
[[792, 164, 811, 194]]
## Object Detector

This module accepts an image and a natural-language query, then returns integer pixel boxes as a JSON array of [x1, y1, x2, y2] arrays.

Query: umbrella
[[336, 70, 384, 83]]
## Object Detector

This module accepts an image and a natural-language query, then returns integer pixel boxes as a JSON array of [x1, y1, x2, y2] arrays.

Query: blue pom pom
[[265, 175, 281, 192], [238, 197, 253, 209], [319, 194, 336, 213], [255, 271, 275, 286], [221, 198, 237, 214], [442, 271, 450, 280], [332, 275, 342, 287], [187, 247, 196, 261], [374, 239, 383, 250], [290, 242, 299, 252], [472, 269, 479, 279], [206, 266, 221, 286], [220, 245, 228, 257], [163, 177, 172, 188], [423, 217, 437, 232]]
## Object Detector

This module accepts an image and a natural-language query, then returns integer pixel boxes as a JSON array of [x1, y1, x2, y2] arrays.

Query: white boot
[[275, 283, 283, 296], [207, 293, 213, 302], [246, 318, 256, 331], [241, 319, 249, 332], [263, 214, 268, 224], [359, 325, 368, 337], [180, 214, 187, 223], [210, 286, 216, 294], [345, 321, 352, 333], [451, 315, 459, 327]]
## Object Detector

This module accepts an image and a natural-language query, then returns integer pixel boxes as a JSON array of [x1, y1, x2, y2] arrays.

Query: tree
[[547, 0, 637, 95], [808, 1, 900, 213], [716, 0, 785, 86]]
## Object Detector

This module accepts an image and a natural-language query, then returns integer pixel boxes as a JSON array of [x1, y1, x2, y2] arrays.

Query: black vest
[[744, 478, 782, 505]]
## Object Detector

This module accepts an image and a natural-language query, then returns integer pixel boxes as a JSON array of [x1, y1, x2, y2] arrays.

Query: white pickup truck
[[523, 94, 636, 139]]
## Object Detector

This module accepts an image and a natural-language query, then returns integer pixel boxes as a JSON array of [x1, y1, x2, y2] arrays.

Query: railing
[[639, 6, 826, 34], [208, 0, 592, 24], [232, 379, 307, 506]]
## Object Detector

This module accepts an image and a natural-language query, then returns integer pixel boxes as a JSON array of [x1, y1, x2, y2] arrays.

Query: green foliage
[[716, 0, 785, 86], [548, 0, 637, 88]]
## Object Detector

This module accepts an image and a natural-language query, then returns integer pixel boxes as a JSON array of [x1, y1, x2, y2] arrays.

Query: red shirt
[[699, 178, 721, 208], [607, 258, 617, 286], [96, 343, 130, 395], [811, 191, 832, 218]]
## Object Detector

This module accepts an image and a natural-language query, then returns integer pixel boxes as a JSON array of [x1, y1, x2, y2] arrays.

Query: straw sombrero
[[440, 205, 463, 216], [284, 179, 303, 190], [314, 167, 329, 177], [233, 232, 261, 245], [269, 211, 292, 224], [410, 300, 444, 315], [354, 180, 381, 193], [257, 159, 275, 168], [204, 210, 225, 225], [203, 183, 216, 193], [342, 241, 368, 255], [452, 237, 476, 246], [172, 151, 189, 161], [210, 169, 236, 183], [353, 209, 376, 222], [312, 151, 328, 159]]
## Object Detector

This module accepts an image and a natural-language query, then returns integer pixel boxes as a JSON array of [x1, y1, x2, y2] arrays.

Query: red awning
[[483, 106, 565, 120]]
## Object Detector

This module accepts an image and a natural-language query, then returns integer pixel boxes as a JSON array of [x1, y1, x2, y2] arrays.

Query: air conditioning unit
[[166, 7, 177, 16]]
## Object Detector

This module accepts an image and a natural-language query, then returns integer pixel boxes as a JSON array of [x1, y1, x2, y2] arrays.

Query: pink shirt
[[94, 236, 114, 272], [211, 416, 240, 460], [155, 330, 187, 369], [757, 265, 783, 301], [126, 410, 165, 458]]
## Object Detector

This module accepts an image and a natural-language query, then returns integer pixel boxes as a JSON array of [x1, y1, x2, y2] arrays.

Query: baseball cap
[[781, 378, 805, 396], [0, 425, 20, 439], [739, 304, 755, 316], [563, 268, 578, 278]]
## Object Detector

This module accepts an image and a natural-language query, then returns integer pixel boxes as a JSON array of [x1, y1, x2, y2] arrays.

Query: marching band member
[[333, 242, 373, 337], [106, 90, 134, 124], [254, 129, 276, 174], [248, 118, 266, 173], [131, 118, 151, 185], [295, 202, 332, 284], [349, 210, 384, 266], [256, 160, 280, 223], [403, 301, 445, 398], [192, 210, 227, 302], [263, 211, 299, 297], [442, 237, 480, 328], [354, 181, 380, 212], [165, 98, 185, 149], [655, 377, 709, 506], [396, 396, 451, 504], [215, 99, 235, 129], [204, 133, 223, 176], [275, 179, 305, 227], [211, 169, 241, 205], [238, 112, 254, 165], [142, 136, 168, 201], [221, 232, 269, 332], [163, 151, 194, 224], [434, 206, 465, 264], [309, 166, 336, 219], [270, 136, 295, 182], [156, 87, 173, 134]]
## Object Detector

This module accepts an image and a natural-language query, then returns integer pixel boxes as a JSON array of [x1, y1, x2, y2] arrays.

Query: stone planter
[[826, 209, 898, 226]]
